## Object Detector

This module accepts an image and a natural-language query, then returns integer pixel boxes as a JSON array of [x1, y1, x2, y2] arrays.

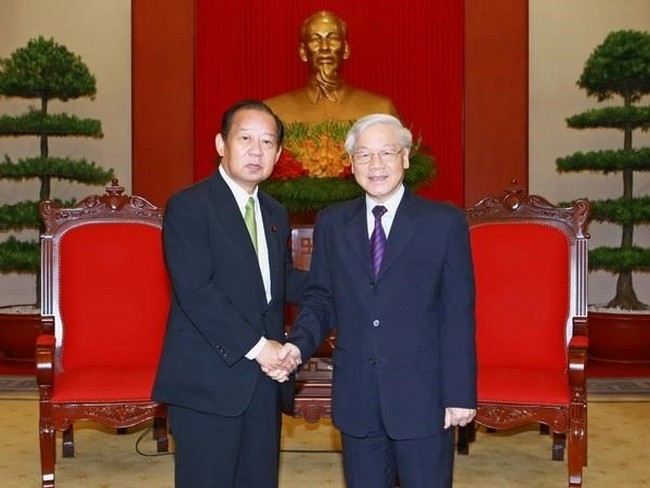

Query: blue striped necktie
[[370, 205, 387, 278]]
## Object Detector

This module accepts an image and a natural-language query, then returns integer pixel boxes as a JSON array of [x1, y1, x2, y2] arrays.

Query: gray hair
[[344, 114, 412, 154]]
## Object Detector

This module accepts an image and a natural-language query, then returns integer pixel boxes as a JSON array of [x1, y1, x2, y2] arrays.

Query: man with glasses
[[274, 114, 477, 488]]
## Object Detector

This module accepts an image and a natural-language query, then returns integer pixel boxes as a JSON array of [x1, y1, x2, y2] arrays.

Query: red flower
[[338, 164, 353, 179], [270, 150, 309, 180]]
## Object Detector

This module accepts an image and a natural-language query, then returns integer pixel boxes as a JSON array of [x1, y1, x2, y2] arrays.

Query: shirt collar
[[365, 184, 405, 216], [219, 165, 258, 212]]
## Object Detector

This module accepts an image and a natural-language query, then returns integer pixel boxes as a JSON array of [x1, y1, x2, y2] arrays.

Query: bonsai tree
[[556, 29, 650, 311], [0, 36, 114, 302]]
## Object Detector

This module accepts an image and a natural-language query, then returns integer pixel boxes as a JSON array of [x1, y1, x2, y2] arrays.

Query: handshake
[[255, 340, 303, 383]]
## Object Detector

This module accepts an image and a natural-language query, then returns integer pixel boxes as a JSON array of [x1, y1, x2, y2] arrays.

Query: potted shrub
[[556, 30, 650, 363], [0, 37, 113, 365]]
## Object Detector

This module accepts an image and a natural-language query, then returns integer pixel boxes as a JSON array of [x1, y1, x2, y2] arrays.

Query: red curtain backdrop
[[195, 1, 464, 205]]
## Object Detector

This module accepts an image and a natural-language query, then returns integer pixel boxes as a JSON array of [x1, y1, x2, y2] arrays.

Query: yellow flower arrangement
[[261, 120, 435, 212]]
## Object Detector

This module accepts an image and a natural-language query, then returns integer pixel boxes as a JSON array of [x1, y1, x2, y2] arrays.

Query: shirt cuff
[[245, 336, 267, 360]]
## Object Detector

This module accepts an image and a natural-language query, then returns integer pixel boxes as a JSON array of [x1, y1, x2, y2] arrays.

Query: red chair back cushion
[[58, 222, 169, 371], [470, 222, 570, 372]]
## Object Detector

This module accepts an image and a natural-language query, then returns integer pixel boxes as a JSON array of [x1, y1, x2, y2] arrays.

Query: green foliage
[[0, 237, 40, 274], [0, 201, 40, 230], [0, 199, 76, 231], [556, 29, 650, 309], [0, 110, 102, 137], [0, 36, 96, 101], [557, 148, 650, 174], [0, 156, 114, 183], [590, 246, 650, 274], [0, 36, 113, 293], [589, 197, 650, 225], [566, 106, 650, 130], [261, 153, 435, 212], [578, 30, 650, 103]]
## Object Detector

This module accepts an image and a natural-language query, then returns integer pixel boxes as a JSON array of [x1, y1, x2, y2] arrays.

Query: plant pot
[[0, 305, 40, 364], [588, 310, 650, 364]]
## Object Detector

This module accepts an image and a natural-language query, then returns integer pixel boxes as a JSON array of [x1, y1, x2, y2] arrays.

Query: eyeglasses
[[351, 148, 404, 165]]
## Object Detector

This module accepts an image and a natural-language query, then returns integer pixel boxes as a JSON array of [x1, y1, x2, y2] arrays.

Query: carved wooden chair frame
[[37, 181, 169, 488], [463, 184, 590, 488]]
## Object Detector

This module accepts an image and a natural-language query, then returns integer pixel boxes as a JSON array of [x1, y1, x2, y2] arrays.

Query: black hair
[[220, 99, 285, 146]]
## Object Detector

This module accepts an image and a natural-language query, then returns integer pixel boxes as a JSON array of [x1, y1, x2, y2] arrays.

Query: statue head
[[299, 11, 350, 86]]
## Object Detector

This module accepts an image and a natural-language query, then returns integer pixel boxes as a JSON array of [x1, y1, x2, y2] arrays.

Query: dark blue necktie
[[370, 205, 388, 279]]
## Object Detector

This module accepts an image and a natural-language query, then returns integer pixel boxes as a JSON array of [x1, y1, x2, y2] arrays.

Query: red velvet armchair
[[461, 184, 590, 488], [37, 181, 169, 488]]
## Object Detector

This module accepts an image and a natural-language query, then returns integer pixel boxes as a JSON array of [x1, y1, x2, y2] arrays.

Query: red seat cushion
[[51, 366, 157, 402], [478, 366, 570, 405]]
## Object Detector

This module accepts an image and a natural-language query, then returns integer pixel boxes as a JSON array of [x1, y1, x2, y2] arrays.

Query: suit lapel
[[344, 199, 375, 280], [379, 191, 418, 279], [208, 173, 266, 303]]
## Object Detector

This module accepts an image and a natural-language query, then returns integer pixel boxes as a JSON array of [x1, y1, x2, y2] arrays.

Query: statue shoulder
[[264, 88, 309, 112], [343, 86, 399, 116], [264, 84, 399, 123]]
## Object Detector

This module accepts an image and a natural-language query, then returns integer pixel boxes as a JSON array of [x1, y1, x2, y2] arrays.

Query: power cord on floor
[[280, 449, 342, 453], [134, 426, 175, 457], [133, 428, 342, 456]]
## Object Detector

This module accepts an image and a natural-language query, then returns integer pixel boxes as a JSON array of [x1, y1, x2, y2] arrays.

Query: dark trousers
[[341, 371, 454, 488], [169, 373, 280, 488]]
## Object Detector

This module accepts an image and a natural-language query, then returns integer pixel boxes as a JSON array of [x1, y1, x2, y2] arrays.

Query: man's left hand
[[444, 407, 477, 429]]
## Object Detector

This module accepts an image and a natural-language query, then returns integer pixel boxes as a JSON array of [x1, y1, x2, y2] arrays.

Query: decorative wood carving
[[466, 180, 590, 240], [462, 184, 590, 488], [40, 179, 163, 236], [36, 181, 168, 488]]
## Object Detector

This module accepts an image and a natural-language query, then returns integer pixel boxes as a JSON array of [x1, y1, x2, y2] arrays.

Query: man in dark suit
[[275, 114, 477, 488], [153, 100, 306, 488]]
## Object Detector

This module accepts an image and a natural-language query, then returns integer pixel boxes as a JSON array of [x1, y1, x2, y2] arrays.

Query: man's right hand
[[264, 343, 302, 383]]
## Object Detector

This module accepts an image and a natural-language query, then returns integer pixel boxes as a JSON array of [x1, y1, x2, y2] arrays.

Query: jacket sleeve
[[439, 209, 477, 408], [286, 211, 337, 361], [163, 191, 262, 366]]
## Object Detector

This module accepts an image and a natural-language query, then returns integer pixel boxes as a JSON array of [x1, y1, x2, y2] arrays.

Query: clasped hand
[[444, 407, 476, 429], [255, 340, 302, 383]]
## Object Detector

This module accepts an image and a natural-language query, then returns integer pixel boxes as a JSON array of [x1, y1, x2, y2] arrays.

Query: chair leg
[[552, 432, 566, 461], [456, 422, 476, 455], [456, 425, 470, 455], [567, 425, 585, 487], [62, 425, 75, 458], [153, 416, 169, 453], [39, 409, 56, 488], [468, 421, 477, 442]]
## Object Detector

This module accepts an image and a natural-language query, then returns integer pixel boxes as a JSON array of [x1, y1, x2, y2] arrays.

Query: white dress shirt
[[219, 166, 271, 359], [364, 184, 405, 238]]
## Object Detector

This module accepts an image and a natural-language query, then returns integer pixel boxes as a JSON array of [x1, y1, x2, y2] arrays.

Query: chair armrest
[[572, 315, 588, 337], [568, 334, 588, 387], [36, 334, 55, 387], [40, 315, 54, 335]]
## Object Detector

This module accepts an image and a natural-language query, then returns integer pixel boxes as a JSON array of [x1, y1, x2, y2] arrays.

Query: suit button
[[369, 357, 376, 365], [372, 319, 380, 328]]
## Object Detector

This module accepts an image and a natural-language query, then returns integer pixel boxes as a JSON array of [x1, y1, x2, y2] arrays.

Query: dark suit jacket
[[153, 171, 305, 415], [289, 189, 477, 440]]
